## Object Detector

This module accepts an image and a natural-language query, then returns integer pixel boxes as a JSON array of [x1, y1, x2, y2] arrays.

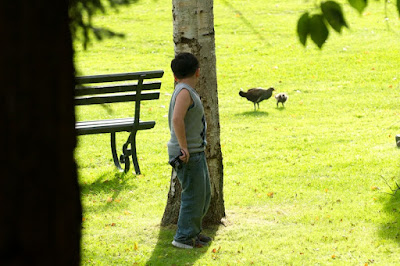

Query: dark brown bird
[[239, 87, 275, 111], [275, 92, 288, 107]]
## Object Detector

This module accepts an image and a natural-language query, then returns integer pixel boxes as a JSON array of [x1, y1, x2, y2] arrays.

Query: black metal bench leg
[[111, 132, 130, 173], [130, 131, 141, 175]]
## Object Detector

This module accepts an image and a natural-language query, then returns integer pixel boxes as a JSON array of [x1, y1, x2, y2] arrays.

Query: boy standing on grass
[[167, 52, 212, 249]]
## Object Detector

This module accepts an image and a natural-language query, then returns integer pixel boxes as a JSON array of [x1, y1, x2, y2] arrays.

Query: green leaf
[[297, 12, 310, 46], [321, 1, 348, 33], [348, 0, 368, 15], [309, 14, 329, 49], [397, 0, 400, 17]]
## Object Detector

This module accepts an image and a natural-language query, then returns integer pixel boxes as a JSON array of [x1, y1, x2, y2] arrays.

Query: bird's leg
[[253, 103, 256, 111]]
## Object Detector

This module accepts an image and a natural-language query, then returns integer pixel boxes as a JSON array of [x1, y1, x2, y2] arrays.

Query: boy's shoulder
[[176, 82, 192, 89]]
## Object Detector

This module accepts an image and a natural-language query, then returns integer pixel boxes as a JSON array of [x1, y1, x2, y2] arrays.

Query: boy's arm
[[172, 88, 193, 163]]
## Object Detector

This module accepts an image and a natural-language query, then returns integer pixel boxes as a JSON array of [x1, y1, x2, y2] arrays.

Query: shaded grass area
[[74, 0, 400, 264]]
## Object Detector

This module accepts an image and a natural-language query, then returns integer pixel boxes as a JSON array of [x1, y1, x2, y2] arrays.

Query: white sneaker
[[172, 240, 194, 249]]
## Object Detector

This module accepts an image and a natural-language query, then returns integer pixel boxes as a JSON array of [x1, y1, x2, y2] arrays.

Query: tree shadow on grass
[[379, 177, 400, 244], [146, 224, 219, 265], [80, 170, 137, 212]]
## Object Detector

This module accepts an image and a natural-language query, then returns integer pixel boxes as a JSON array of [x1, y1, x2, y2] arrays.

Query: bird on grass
[[239, 87, 275, 111], [275, 92, 288, 107]]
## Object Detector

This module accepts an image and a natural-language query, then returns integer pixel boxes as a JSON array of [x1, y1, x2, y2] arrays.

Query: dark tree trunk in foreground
[[1, 1, 81, 265], [162, 0, 225, 226]]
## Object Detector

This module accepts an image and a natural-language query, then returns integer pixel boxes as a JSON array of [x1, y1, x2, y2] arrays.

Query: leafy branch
[[69, 0, 138, 49], [297, 0, 400, 48]]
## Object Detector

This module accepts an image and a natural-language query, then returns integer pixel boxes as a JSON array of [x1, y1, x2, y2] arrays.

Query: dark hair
[[171, 52, 199, 79]]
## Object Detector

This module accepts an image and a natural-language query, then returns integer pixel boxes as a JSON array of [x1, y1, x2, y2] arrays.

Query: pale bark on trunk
[[162, 0, 225, 226]]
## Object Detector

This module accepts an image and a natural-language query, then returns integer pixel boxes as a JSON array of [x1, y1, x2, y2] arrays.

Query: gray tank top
[[167, 83, 207, 156]]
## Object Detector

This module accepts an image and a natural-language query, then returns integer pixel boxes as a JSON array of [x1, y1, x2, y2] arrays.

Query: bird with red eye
[[239, 87, 275, 111]]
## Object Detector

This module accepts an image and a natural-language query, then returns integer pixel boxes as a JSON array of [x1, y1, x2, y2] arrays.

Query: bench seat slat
[[76, 118, 134, 128], [75, 91, 160, 106], [75, 82, 161, 96], [76, 118, 156, 135]]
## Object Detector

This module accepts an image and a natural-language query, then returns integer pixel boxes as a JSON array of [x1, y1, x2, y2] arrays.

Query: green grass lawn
[[74, 0, 400, 264]]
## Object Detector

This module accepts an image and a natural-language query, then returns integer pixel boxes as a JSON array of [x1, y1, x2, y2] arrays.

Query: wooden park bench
[[75, 70, 164, 175]]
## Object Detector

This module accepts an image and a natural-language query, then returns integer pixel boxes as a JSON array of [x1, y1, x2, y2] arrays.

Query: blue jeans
[[171, 152, 211, 243]]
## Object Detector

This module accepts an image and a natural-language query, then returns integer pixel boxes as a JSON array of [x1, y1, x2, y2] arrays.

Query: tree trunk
[[1, 1, 81, 265], [162, 0, 225, 226]]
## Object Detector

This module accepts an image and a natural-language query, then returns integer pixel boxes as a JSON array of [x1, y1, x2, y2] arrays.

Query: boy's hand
[[179, 148, 190, 163]]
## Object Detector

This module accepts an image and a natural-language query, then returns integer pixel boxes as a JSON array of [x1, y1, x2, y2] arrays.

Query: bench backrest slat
[[75, 91, 160, 106], [75, 70, 163, 106], [75, 70, 164, 84], [75, 81, 161, 97]]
